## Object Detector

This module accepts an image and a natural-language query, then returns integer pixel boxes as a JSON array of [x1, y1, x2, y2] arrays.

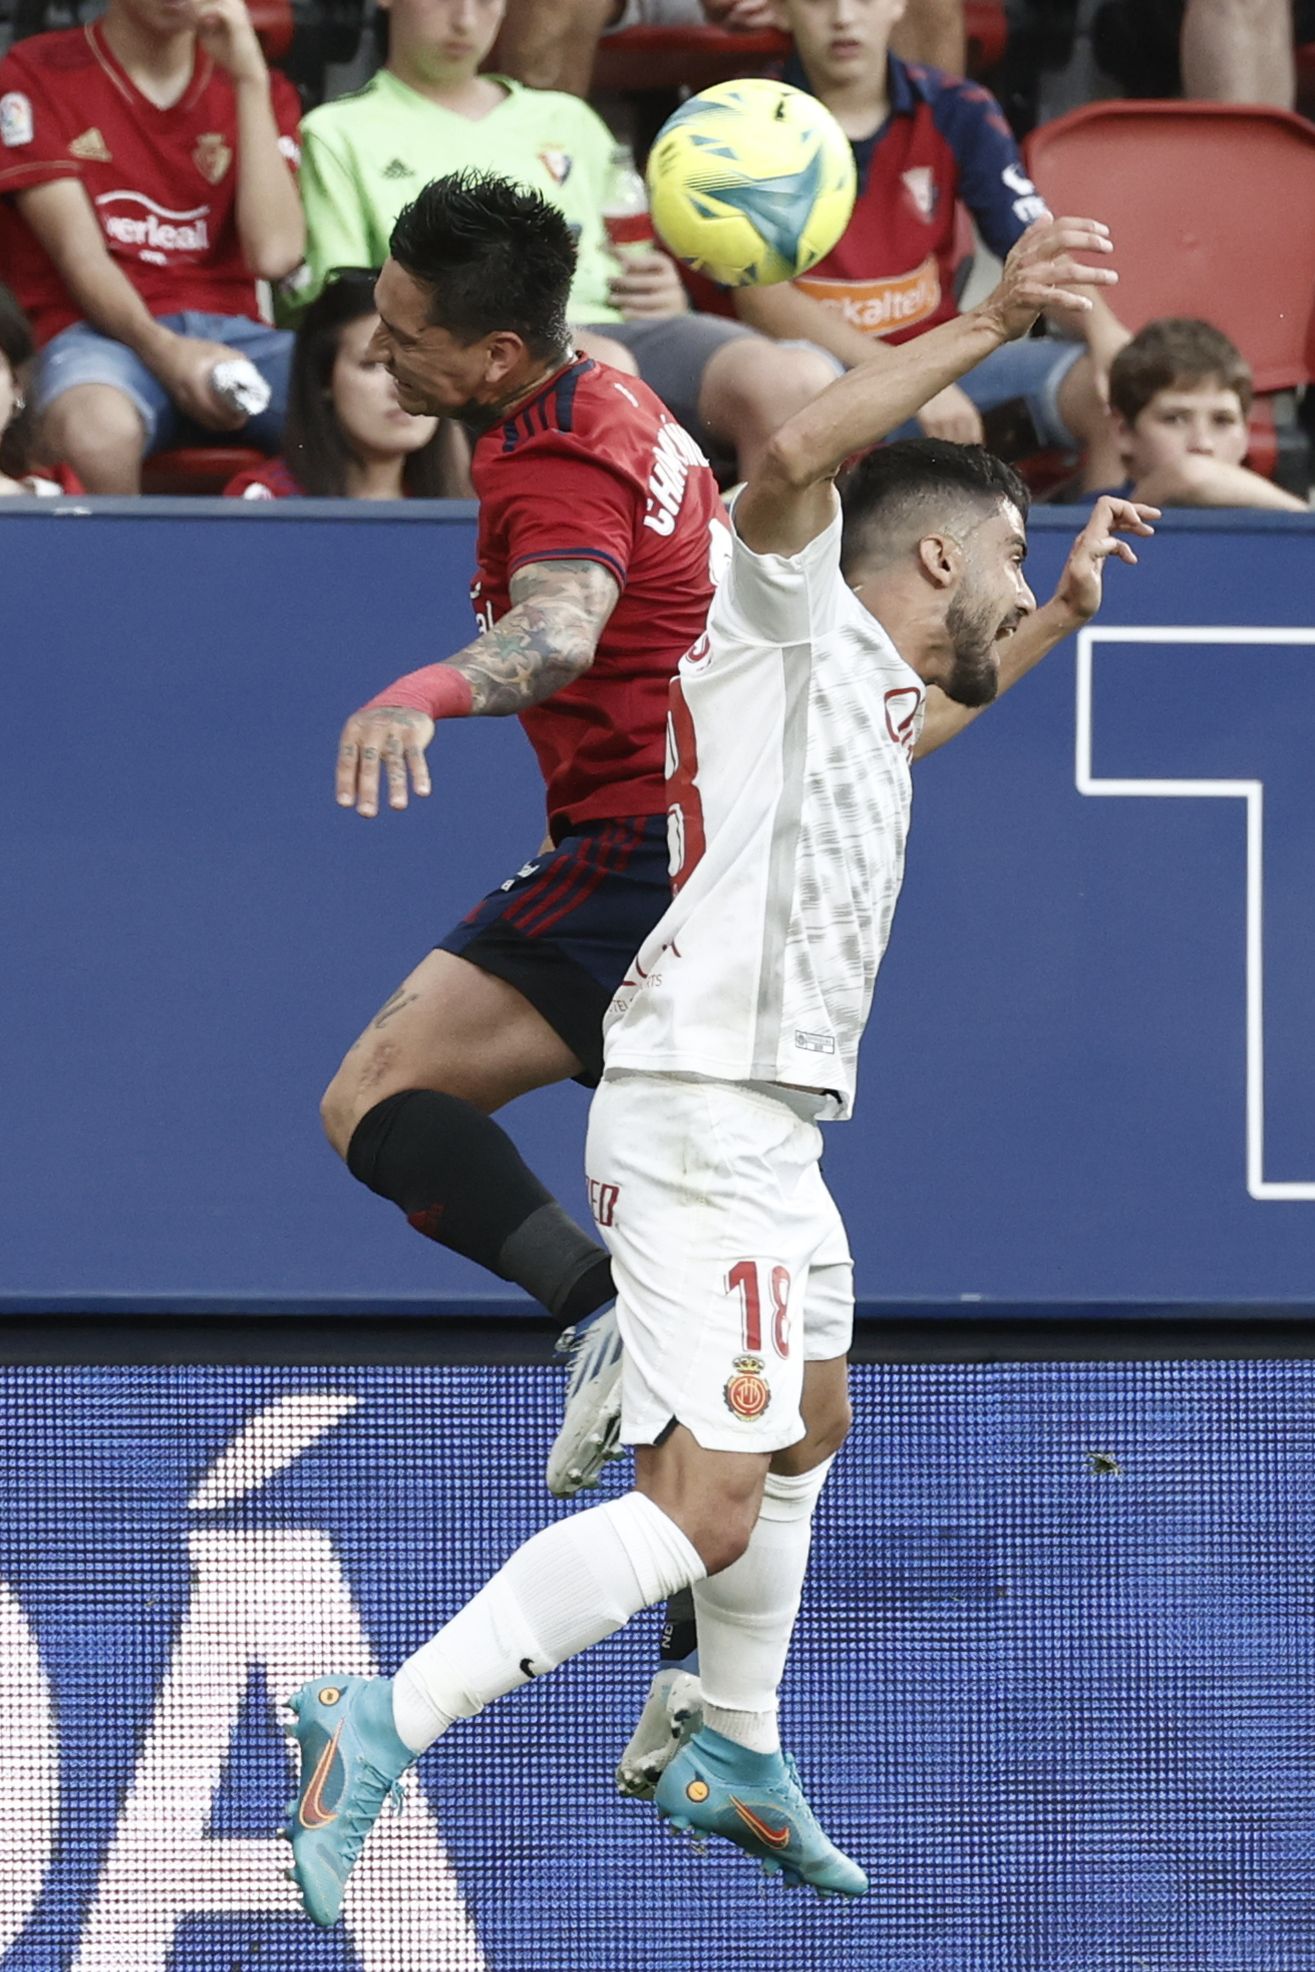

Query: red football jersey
[[0, 22, 301, 345], [471, 357, 728, 837]]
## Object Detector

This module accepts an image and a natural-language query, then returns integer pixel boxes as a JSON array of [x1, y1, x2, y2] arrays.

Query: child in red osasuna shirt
[[0, 0, 304, 492], [694, 0, 1129, 487]]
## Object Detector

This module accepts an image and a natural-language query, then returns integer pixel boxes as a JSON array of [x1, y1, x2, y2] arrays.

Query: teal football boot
[[281, 1675, 413, 1927], [655, 1726, 868, 1898]]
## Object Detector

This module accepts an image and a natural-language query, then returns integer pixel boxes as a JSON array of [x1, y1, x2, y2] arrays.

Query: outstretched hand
[[1053, 496, 1159, 623], [336, 705, 436, 818], [980, 216, 1118, 344]]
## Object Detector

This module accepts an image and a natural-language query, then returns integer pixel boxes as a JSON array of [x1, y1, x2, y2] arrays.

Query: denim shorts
[[888, 332, 1086, 449], [34, 312, 293, 455]]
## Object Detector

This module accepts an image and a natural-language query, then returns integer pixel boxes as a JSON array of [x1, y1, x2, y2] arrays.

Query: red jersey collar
[[485, 353, 594, 438], [86, 17, 214, 118]]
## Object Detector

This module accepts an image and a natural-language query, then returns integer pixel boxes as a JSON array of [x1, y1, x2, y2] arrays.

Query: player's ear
[[482, 330, 530, 388], [916, 532, 959, 590]]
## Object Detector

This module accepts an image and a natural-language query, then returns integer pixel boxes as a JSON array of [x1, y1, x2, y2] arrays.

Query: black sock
[[346, 1089, 613, 1324], [659, 1587, 699, 1665]]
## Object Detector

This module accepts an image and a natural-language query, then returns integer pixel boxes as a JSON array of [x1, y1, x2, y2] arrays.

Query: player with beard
[[285, 212, 1156, 1923]]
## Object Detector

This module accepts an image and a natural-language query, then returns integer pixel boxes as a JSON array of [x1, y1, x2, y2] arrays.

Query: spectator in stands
[[224, 267, 472, 497], [0, 278, 70, 493], [890, 0, 966, 70], [493, 0, 777, 97], [1093, 0, 1295, 110], [1095, 317, 1306, 509], [295, 0, 836, 475], [706, 0, 1128, 489], [0, 0, 305, 493], [492, 0, 962, 99]]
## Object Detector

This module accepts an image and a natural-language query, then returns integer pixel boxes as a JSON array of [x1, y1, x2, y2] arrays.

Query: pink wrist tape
[[364, 666, 474, 720]]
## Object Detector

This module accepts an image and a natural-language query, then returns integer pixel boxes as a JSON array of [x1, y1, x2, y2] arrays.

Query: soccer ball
[[645, 78, 857, 289]]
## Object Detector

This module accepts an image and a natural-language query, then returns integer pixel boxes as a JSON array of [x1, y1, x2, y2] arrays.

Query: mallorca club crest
[[724, 1355, 771, 1421], [193, 132, 232, 184]]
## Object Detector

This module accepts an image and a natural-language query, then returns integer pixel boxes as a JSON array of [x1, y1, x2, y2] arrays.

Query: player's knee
[[790, 1380, 852, 1468], [319, 1068, 358, 1159], [812, 1389, 853, 1460], [695, 1499, 759, 1577]]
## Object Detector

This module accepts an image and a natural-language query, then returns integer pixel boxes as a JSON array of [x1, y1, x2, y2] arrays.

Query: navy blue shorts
[[437, 815, 671, 1086]]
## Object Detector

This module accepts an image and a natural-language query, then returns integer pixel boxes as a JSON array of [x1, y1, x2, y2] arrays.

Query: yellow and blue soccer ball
[[645, 78, 857, 289]]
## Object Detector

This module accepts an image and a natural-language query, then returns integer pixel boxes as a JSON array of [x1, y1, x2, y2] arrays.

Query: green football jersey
[[295, 71, 622, 323]]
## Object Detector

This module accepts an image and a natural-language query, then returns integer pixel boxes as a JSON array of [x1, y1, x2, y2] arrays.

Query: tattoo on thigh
[[371, 987, 419, 1030]]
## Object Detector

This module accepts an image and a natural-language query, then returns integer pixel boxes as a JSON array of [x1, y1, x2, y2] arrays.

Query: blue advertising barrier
[[2, 502, 1313, 1308], [0, 1359, 1311, 1972]]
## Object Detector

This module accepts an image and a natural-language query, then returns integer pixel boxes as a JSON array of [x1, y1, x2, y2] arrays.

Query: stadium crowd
[[0, 0, 1308, 505]]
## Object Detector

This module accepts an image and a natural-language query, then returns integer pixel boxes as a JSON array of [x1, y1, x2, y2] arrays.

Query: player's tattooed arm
[[335, 558, 621, 817], [452, 558, 621, 716]]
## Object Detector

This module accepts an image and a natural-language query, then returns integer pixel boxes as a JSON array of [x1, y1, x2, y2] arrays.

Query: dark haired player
[[285, 213, 1156, 1923], [319, 168, 728, 1501]]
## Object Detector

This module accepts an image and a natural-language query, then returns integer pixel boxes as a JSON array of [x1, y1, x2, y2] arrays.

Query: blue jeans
[[35, 312, 293, 455], [888, 332, 1086, 448]]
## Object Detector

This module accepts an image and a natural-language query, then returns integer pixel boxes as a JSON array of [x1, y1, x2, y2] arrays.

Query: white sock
[[695, 1457, 834, 1757], [392, 1491, 704, 1753]]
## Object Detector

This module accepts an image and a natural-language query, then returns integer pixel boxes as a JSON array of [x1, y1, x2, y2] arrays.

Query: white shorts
[[585, 1070, 854, 1454]]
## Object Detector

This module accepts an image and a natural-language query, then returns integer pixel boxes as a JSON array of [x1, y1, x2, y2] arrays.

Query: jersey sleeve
[[0, 49, 78, 196], [929, 79, 1049, 261], [719, 494, 847, 648], [297, 118, 380, 309], [490, 435, 641, 592]]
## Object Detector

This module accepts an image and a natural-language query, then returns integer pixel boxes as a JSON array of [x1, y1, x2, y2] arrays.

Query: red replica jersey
[[0, 22, 301, 345], [792, 58, 1046, 343], [471, 356, 728, 837]]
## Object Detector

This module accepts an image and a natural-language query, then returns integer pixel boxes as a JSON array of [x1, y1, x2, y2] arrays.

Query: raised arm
[[197, 0, 304, 280], [335, 559, 620, 818], [733, 216, 1119, 560]]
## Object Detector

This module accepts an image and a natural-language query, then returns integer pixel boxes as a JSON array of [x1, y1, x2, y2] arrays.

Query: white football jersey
[[603, 498, 925, 1121]]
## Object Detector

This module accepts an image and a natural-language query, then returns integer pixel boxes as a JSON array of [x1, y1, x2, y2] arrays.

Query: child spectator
[[224, 269, 471, 498], [1102, 317, 1306, 510], [0, 278, 76, 494], [0, 0, 305, 493], [292, 0, 836, 477], [705, 0, 1128, 489]]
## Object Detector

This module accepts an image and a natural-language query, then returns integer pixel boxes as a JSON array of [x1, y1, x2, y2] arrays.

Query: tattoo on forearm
[[452, 559, 619, 717]]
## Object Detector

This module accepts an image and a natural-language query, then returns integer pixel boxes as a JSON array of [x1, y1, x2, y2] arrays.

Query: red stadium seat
[[592, 4, 1006, 94], [1023, 101, 1315, 394], [141, 447, 266, 496]]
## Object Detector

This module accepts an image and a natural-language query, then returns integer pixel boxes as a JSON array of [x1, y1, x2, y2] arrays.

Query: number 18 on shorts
[[585, 1071, 854, 1455]]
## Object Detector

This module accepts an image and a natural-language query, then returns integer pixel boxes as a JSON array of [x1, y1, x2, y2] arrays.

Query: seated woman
[[0, 282, 77, 497], [225, 271, 470, 500]]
